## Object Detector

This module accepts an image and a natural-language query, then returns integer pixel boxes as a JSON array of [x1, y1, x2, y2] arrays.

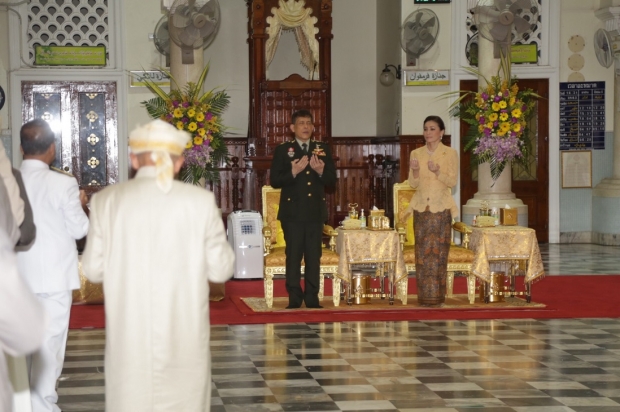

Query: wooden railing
[[208, 135, 449, 227]]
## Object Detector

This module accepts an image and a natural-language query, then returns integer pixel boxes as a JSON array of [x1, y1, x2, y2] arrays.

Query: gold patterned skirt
[[414, 209, 451, 307]]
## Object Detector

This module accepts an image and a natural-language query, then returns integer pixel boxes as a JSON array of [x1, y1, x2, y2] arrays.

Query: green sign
[[34, 46, 107, 66], [511, 44, 538, 64], [468, 44, 538, 66]]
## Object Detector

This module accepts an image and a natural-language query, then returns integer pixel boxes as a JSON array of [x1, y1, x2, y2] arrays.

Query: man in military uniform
[[270, 110, 336, 308]]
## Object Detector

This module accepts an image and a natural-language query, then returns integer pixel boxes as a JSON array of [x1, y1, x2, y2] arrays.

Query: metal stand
[[345, 262, 396, 306], [481, 259, 532, 303]]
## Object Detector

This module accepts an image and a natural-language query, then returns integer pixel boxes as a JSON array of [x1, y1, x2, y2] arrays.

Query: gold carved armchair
[[261, 186, 340, 308], [392, 181, 477, 304]]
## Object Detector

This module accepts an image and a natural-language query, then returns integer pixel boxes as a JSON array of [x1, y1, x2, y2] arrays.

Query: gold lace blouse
[[406, 142, 459, 218]]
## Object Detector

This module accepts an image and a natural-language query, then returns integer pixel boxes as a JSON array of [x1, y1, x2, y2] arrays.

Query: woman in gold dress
[[407, 115, 459, 306]]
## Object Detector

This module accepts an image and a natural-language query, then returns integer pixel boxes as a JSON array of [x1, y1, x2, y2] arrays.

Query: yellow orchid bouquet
[[450, 54, 539, 181], [141, 64, 230, 184]]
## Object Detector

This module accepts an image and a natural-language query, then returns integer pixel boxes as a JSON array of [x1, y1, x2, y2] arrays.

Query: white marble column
[[592, 72, 620, 245], [592, 7, 620, 245], [170, 43, 204, 91], [461, 35, 528, 226]]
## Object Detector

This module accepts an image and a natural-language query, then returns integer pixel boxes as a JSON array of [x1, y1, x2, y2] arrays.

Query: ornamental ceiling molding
[[595, 7, 620, 36]]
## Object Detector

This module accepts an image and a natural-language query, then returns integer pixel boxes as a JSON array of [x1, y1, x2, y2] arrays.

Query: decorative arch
[[265, 0, 320, 77]]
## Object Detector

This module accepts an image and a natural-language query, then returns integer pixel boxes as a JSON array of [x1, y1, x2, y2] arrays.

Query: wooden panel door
[[21, 81, 119, 196], [459, 78, 549, 242]]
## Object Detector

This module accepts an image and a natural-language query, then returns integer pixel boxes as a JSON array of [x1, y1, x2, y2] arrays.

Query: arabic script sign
[[404, 70, 449, 86], [34, 46, 106, 66], [129, 71, 171, 88]]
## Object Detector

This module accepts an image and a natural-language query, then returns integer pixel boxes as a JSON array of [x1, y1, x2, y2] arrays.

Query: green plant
[[141, 64, 230, 184]]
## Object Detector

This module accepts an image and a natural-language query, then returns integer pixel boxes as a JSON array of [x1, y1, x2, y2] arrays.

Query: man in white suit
[[82, 119, 234, 412], [17, 119, 89, 412]]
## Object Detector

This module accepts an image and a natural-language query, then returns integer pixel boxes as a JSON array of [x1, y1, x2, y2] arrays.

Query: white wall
[[331, 0, 378, 136], [558, 0, 617, 238], [559, 0, 614, 130], [376, 1, 402, 136], [123, 0, 249, 138], [400, 2, 453, 135]]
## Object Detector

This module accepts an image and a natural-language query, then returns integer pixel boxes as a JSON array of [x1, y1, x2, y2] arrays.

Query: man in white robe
[[82, 119, 234, 412]]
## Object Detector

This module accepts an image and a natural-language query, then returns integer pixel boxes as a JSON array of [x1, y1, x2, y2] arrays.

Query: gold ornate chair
[[261, 186, 340, 308], [392, 181, 477, 304]]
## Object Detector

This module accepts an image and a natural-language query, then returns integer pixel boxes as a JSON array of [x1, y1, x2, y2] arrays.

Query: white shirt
[[17, 159, 89, 293]]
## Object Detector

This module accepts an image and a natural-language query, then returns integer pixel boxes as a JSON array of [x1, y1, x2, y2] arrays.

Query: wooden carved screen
[[246, 0, 333, 212]]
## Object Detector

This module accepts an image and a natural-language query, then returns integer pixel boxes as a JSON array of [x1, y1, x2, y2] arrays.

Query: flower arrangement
[[450, 55, 539, 181], [141, 65, 230, 184]]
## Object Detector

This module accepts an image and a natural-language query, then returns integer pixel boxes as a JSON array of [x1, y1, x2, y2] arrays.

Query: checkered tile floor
[[56, 244, 620, 411]]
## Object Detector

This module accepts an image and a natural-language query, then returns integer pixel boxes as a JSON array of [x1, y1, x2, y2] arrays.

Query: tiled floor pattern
[[55, 244, 620, 411], [538, 244, 620, 275]]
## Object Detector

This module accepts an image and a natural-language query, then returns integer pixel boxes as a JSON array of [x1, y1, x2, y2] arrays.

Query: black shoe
[[306, 304, 323, 309]]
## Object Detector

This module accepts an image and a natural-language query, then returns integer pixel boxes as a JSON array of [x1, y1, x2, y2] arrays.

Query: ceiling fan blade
[[510, 0, 532, 13], [494, 0, 511, 11], [172, 6, 190, 28], [423, 16, 436, 28], [418, 28, 430, 41], [404, 26, 417, 41], [157, 27, 170, 40], [489, 22, 511, 42], [513, 15, 531, 34], [415, 11, 423, 23], [407, 39, 424, 56], [179, 25, 201, 46], [597, 30, 609, 50], [198, 0, 216, 15], [477, 6, 501, 22], [421, 33, 435, 46], [198, 20, 216, 38]]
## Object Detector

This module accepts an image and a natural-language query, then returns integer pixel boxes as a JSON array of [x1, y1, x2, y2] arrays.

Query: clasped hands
[[292, 154, 324, 177], [410, 158, 440, 177]]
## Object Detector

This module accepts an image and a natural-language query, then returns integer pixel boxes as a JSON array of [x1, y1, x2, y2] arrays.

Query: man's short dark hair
[[291, 110, 313, 124], [20, 119, 55, 155]]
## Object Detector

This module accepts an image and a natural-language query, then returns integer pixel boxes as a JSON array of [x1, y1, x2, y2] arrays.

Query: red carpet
[[69, 275, 620, 328]]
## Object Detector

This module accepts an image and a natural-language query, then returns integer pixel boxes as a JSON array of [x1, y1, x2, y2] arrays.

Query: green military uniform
[[270, 139, 336, 308]]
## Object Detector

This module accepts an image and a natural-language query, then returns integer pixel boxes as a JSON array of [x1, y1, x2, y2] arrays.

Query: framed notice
[[559, 82, 605, 151], [511, 44, 538, 64], [561, 150, 592, 188]]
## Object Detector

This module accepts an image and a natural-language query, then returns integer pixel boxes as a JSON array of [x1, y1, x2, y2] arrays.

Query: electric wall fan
[[400, 8, 439, 66], [153, 15, 171, 66], [168, 0, 220, 64], [472, 0, 539, 57]]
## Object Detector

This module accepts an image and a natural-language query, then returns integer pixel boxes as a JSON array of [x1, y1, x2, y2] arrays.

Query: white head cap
[[129, 119, 190, 193]]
